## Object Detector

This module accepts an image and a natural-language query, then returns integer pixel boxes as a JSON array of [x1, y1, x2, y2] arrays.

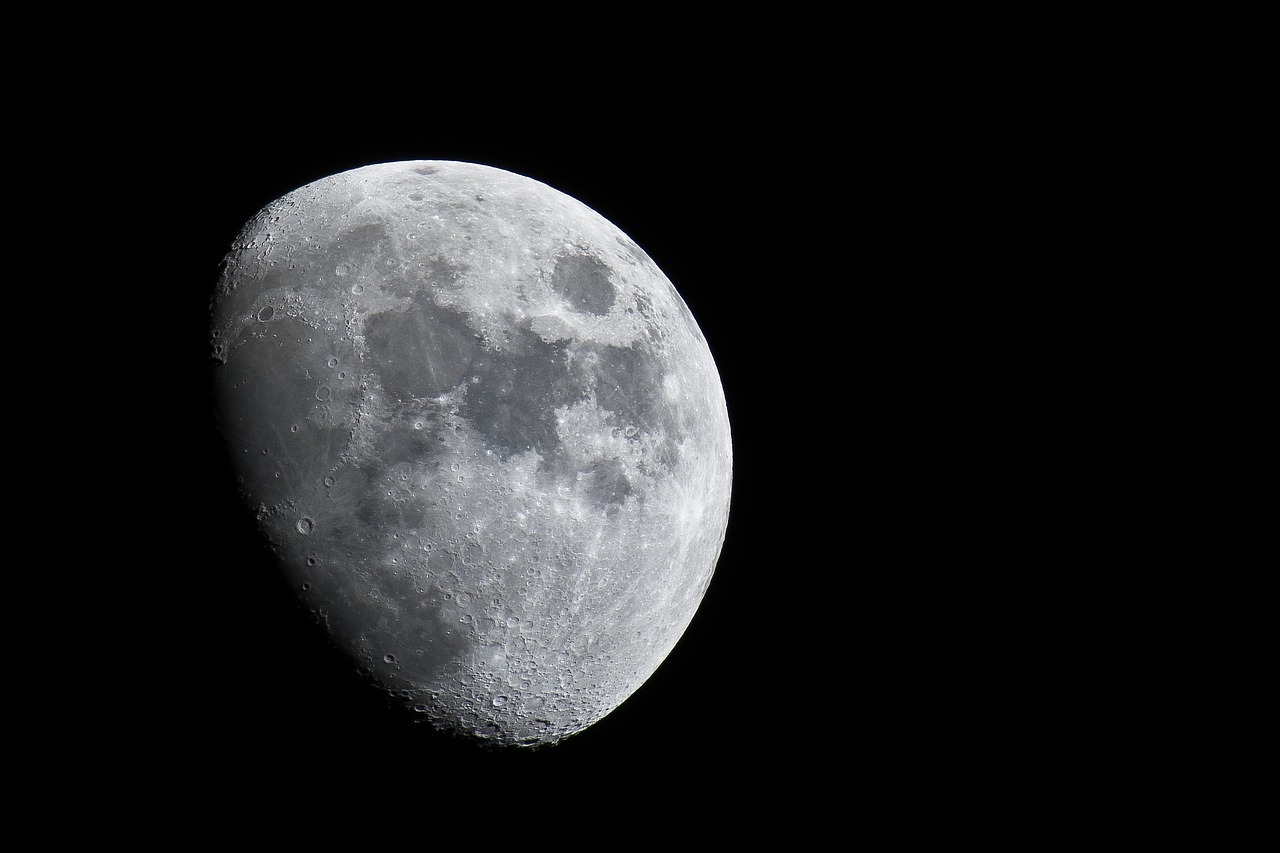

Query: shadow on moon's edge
[[177, 393, 748, 783]]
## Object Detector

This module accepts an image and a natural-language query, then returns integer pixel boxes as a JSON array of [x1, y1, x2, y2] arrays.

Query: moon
[[210, 160, 732, 747]]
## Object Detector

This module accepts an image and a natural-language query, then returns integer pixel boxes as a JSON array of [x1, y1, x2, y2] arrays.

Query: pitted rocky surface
[[211, 161, 731, 746]]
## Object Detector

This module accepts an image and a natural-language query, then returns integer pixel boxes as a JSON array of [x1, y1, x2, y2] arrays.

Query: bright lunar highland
[[210, 161, 732, 746]]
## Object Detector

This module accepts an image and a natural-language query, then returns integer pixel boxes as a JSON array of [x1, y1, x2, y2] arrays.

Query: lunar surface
[[210, 161, 732, 747]]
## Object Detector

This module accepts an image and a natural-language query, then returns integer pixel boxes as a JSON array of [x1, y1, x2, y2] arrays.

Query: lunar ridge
[[211, 161, 731, 746]]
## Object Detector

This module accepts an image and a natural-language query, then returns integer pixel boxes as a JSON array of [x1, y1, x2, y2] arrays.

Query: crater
[[404, 254, 467, 296], [364, 301, 478, 401], [325, 222, 391, 282], [581, 457, 632, 513], [462, 328, 585, 459], [214, 317, 353, 507], [576, 342, 665, 430], [325, 565, 472, 686], [550, 252, 616, 316]]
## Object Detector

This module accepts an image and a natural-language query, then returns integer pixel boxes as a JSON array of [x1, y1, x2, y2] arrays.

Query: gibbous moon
[[210, 161, 732, 747]]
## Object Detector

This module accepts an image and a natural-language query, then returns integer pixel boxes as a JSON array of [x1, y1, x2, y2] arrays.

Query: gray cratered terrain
[[210, 161, 732, 746]]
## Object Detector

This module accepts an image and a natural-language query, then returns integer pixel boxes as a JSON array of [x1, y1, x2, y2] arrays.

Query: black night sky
[[144, 101, 858, 817], [63, 34, 1129, 837]]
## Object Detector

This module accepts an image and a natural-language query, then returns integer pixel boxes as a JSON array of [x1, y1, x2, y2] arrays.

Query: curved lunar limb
[[211, 161, 732, 747]]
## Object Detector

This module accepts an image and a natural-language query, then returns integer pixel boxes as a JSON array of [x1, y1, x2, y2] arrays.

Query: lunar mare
[[210, 161, 732, 746]]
